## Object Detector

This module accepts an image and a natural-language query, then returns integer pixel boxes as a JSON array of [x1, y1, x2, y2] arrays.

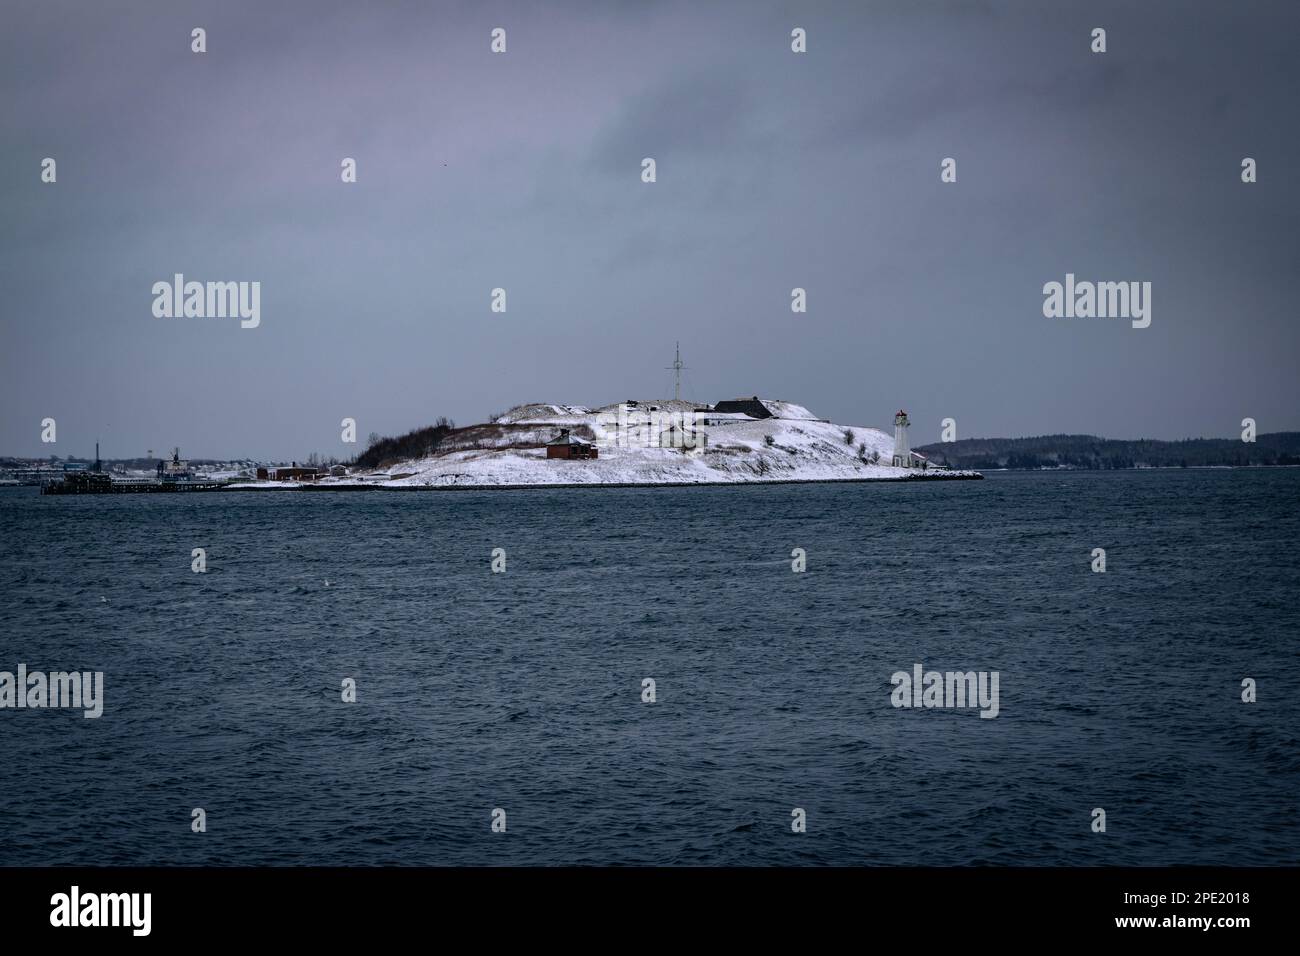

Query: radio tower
[[665, 341, 686, 401]]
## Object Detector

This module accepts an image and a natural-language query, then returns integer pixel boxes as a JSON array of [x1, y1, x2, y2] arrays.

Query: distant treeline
[[354, 418, 456, 470], [915, 433, 1300, 470]]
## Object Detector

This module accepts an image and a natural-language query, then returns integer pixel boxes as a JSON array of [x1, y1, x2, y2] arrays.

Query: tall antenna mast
[[665, 341, 686, 401]]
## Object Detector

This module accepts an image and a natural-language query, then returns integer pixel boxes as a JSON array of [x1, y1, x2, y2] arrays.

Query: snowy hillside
[[331, 399, 980, 488]]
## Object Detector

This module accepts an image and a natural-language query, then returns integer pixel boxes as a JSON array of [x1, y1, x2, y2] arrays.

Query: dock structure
[[40, 475, 228, 495], [37, 440, 234, 494]]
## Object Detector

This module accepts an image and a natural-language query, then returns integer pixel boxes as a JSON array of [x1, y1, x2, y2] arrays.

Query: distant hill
[[915, 433, 1300, 470]]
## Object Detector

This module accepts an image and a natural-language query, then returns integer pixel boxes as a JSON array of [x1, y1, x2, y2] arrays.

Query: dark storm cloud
[[1, 0, 1297, 460]]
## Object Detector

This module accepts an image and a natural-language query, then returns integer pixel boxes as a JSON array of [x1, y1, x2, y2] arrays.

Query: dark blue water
[[1, 470, 1297, 866]]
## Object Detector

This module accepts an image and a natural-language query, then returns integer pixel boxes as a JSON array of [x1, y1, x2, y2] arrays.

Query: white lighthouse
[[892, 410, 912, 467]]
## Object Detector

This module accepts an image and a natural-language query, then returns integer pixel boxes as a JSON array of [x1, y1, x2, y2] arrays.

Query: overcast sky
[[2, 0, 1296, 460]]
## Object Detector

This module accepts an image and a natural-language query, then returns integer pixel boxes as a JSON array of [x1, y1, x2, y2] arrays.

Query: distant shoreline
[[916, 432, 1300, 471]]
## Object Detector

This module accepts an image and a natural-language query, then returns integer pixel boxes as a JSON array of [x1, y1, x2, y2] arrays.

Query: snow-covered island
[[236, 398, 982, 490]]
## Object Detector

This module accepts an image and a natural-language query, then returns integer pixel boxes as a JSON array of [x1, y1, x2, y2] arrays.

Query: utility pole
[[665, 341, 686, 402]]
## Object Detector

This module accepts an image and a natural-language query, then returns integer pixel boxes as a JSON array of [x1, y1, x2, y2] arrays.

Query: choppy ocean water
[[0, 470, 1296, 866]]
